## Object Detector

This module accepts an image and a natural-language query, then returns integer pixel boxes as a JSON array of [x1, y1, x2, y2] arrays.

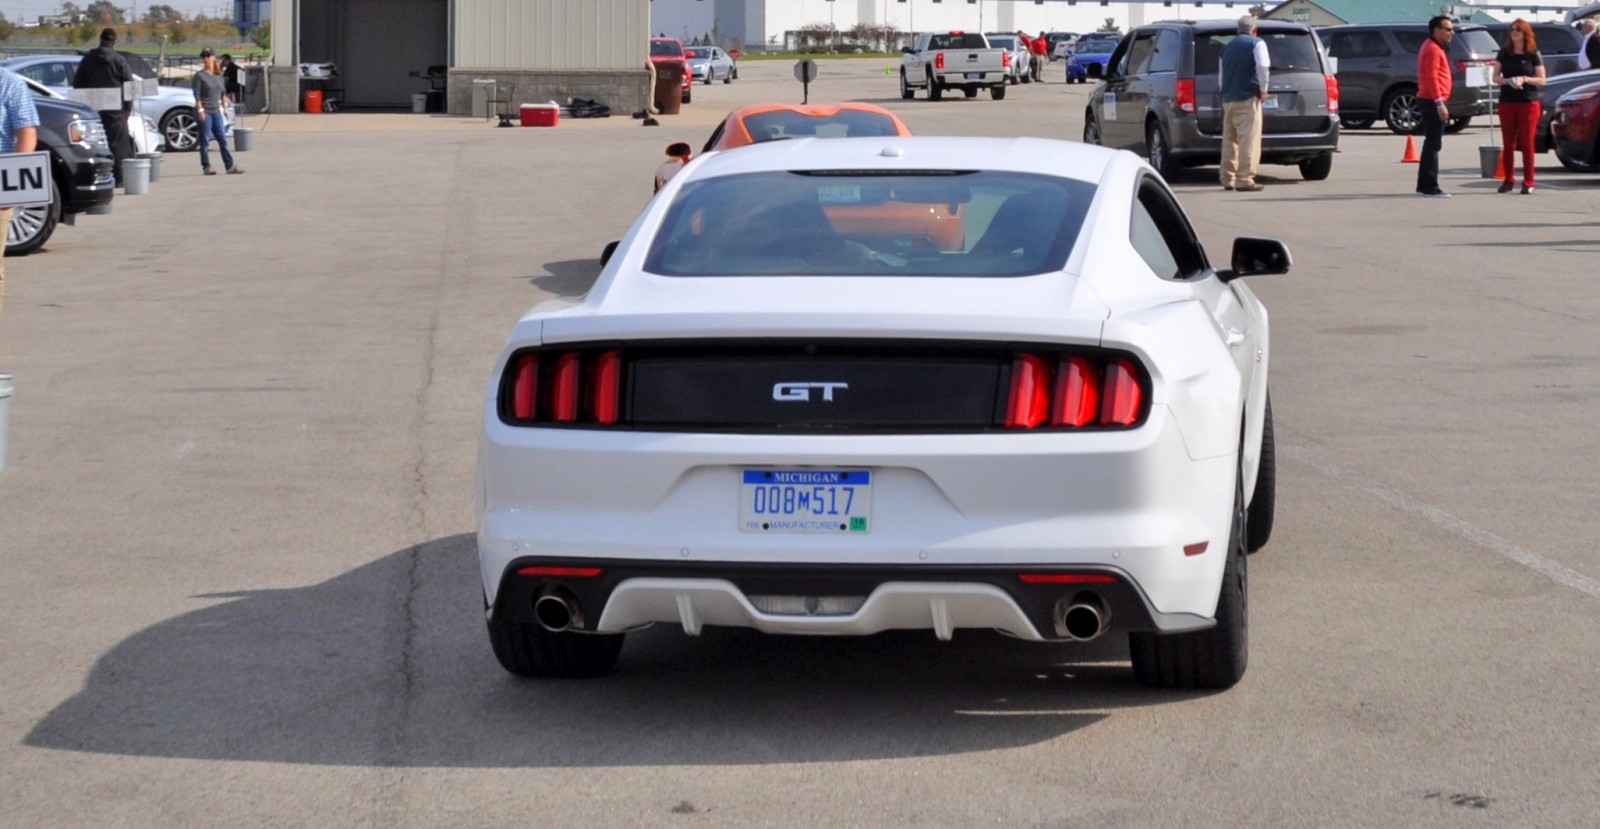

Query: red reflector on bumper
[[1018, 573, 1118, 584], [1183, 542, 1209, 557], [517, 566, 603, 578]]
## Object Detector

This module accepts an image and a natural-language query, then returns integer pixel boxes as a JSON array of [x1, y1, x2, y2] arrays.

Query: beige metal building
[[263, 0, 653, 116]]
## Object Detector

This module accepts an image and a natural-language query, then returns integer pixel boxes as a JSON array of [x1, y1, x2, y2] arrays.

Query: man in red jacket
[[1416, 15, 1455, 197], [1031, 32, 1049, 82]]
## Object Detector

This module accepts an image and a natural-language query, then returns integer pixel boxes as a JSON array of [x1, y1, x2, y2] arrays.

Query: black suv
[[1484, 21, 1586, 77], [1321, 22, 1499, 134], [1083, 19, 1339, 180], [5, 78, 116, 257]]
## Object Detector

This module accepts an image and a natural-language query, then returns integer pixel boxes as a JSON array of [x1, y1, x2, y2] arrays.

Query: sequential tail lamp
[[1005, 351, 1149, 430], [1018, 573, 1119, 584], [517, 566, 603, 578], [502, 348, 624, 426], [1175, 78, 1196, 115]]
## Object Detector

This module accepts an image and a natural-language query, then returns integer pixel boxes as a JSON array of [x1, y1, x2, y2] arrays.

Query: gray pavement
[[2, 57, 1599, 827]]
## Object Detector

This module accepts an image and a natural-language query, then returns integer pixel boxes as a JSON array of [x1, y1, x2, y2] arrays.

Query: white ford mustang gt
[[477, 136, 1286, 689]]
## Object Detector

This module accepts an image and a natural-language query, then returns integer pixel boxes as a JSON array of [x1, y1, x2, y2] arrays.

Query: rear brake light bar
[[1019, 573, 1119, 584], [503, 348, 624, 426], [1005, 352, 1148, 430]]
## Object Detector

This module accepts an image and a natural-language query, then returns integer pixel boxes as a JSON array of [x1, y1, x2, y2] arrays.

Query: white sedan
[[477, 136, 1287, 689]]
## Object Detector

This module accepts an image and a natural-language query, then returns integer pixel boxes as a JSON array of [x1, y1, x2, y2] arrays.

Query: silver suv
[[1083, 19, 1340, 181]]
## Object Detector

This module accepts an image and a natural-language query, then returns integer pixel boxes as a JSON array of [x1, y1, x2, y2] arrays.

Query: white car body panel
[[478, 136, 1271, 649]]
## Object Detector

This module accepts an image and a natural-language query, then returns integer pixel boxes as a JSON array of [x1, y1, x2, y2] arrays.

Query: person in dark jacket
[[219, 54, 242, 106], [71, 28, 135, 185]]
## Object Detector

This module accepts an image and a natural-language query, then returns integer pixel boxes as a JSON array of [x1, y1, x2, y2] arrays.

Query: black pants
[[1415, 104, 1445, 194], [98, 109, 135, 184]]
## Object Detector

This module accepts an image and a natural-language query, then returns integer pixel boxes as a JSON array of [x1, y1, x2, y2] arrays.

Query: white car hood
[[530, 271, 1111, 345]]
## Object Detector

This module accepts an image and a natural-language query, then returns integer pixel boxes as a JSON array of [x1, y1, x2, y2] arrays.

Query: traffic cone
[[1401, 134, 1420, 163]]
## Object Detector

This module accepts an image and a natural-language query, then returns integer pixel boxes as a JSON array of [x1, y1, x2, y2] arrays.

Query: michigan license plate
[[1263, 93, 1279, 111], [740, 469, 872, 534]]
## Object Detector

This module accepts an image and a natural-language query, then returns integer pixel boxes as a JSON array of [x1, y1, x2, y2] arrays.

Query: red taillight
[[517, 566, 603, 578], [1018, 573, 1119, 584], [1002, 51, 1011, 68], [1325, 73, 1339, 113], [1052, 356, 1101, 427], [504, 349, 624, 426], [1006, 354, 1052, 429], [551, 352, 581, 422], [1101, 358, 1143, 427], [936, 52, 945, 70], [587, 350, 621, 425], [511, 354, 538, 420], [1006, 352, 1146, 430], [1176, 78, 1196, 114]]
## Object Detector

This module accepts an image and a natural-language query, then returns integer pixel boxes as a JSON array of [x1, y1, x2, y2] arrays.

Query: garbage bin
[[411, 93, 427, 113], [136, 151, 162, 183], [470, 79, 497, 119], [233, 127, 255, 151], [653, 62, 684, 115], [121, 157, 151, 195]]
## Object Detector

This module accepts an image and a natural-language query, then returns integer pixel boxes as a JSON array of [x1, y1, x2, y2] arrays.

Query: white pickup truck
[[899, 32, 1011, 101]]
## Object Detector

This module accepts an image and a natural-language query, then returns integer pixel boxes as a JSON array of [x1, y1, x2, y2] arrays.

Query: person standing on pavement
[[219, 54, 242, 108], [1031, 32, 1049, 82], [1, 67, 42, 319], [1578, 19, 1597, 70], [1219, 16, 1269, 191], [71, 28, 134, 186], [1491, 19, 1546, 194], [191, 49, 243, 176], [1416, 16, 1455, 198]]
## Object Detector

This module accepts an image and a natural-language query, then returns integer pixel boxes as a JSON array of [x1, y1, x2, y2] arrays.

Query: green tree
[[69, 20, 97, 44], [0, 12, 15, 43], [163, 19, 191, 45], [1097, 18, 1121, 34], [85, 0, 124, 24], [61, 2, 85, 19], [250, 20, 270, 52], [143, 4, 185, 23]]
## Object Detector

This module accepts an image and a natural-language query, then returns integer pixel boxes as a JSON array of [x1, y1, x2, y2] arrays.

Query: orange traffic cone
[[1401, 134, 1420, 163]]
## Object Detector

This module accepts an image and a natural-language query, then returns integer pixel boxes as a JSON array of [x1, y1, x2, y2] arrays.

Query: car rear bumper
[[1171, 116, 1340, 164], [477, 406, 1237, 627]]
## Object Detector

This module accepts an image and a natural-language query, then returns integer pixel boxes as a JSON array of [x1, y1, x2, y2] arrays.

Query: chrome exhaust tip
[[534, 590, 582, 632], [1054, 593, 1109, 642]]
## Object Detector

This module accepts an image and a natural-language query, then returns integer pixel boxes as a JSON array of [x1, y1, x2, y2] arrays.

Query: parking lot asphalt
[[2, 57, 1600, 827]]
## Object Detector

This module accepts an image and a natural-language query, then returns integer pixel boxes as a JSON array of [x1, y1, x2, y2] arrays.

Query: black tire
[[5, 179, 61, 257], [1298, 152, 1333, 181], [1246, 394, 1275, 553], [1339, 116, 1375, 130], [488, 619, 625, 678], [1083, 112, 1102, 146], [722, 69, 732, 84], [990, 84, 1006, 101], [160, 107, 200, 152], [1146, 120, 1182, 180], [1445, 116, 1472, 133], [1382, 86, 1421, 135], [682, 87, 691, 105], [928, 73, 943, 101], [899, 70, 914, 100], [1557, 149, 1600, 173], [1129, 455, 1249, 689]]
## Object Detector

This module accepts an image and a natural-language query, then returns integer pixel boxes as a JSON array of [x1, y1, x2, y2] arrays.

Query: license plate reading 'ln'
[[740, 469, 872, 533]]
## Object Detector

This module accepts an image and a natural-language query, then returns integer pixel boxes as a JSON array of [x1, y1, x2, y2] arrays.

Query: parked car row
[[4, 76, 121, 256], [2, 52, 202, 152]]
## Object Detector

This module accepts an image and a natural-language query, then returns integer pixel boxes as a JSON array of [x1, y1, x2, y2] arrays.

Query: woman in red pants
[[1492, 20, 1546, 194]]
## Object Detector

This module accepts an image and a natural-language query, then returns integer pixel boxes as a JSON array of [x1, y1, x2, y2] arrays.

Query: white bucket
[[411, 93, 427, 113], [121, 157, 151, 195], [0, 373, 12, 472]]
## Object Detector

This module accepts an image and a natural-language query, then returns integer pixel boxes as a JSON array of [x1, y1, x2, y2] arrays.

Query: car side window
[[1107, 41, 1131, 78], [1130, 178, 1207, 281], [1393, 31, 1426, 55], [1536, 25, 1578, 53], [1149, 30, 1181, 73], [1326, 31, 1391, 59], [1125, 34, 1158, 76]]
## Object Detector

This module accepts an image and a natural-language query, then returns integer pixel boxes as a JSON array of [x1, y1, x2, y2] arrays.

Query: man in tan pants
[[1219, 16, 1269, 191]]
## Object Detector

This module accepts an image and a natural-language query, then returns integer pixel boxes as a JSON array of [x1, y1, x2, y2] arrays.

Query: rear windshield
[[740, 110, 902, 142], [929, 33, 990, 50], [644, 171, 1095, 277], [989, 36, 1018, 49], [686, 48, 709, 58], [1077, 39, 1119, 55], [1453, 28, 1500, 59], [650, 40, 684, 57], [1195, 31, 1323, 75]]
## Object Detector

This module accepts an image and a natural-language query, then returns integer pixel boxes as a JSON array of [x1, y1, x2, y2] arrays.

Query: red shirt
[[1417, 37, 1452, 102], [1030, 37, 1048, 56]]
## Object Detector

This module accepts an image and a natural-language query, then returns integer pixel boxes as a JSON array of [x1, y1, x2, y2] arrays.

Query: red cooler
[[519, 103, 559, 127]]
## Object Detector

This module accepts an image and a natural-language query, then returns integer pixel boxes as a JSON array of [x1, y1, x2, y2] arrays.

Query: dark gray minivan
[[1083, 19, 1340, 181]]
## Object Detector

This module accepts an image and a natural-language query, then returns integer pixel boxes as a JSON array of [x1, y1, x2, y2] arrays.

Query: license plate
[[740, 469, 872, 534], [965, 72, 982, 80], [1262, 94, 1279, 111], [817, 184, 861, 204]]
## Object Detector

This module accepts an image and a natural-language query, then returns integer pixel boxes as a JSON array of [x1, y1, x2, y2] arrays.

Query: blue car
[[1066, 37, 1119, 84]]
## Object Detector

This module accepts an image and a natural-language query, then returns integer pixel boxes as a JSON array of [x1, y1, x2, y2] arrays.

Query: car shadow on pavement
[[25, 534, 1208, 768], [529, 258, 603, 297]]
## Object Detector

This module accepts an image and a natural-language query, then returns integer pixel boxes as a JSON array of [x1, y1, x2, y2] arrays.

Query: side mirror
[[665, 141, 691, 158], [1087, 63, 1104, 79], [1219, 237, 1291, 281], [600, 240, 620, 267]]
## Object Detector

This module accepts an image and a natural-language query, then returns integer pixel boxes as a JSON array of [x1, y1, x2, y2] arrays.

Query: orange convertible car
[[671, 103, 963, 252]]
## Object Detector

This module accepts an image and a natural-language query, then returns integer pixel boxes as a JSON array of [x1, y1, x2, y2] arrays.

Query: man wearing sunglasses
[[1416, 16, 1455, 197]]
